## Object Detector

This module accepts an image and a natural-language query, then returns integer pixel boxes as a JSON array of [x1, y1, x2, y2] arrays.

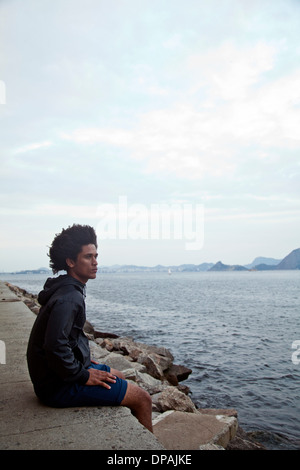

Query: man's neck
[[67, 271, 87, 285]]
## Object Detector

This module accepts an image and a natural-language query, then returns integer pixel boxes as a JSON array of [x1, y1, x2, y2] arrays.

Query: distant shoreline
[[1, 246, 300, 274]]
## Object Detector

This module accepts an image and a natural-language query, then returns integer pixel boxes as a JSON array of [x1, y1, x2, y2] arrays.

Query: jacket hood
[[38, 274, 86, 305]]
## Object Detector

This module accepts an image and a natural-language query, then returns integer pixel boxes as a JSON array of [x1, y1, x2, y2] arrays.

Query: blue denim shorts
[[43, 363, 128, 408]]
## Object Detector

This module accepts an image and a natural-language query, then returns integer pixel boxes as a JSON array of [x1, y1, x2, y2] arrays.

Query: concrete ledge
[[0, 282, 164, 450]]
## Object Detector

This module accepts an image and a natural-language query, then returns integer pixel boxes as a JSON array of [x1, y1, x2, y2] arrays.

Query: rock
[[197, 408, 238, 418], [165, 364, 192, 385], [139, 344, 174, 362], [199, 443, 225, 450], [83, 320, 95, 335], [195, 412, 266, 449], [152, 386, 197, 413], [102, 352, 134, 371], [135, 371, 166, 395], [176, 384, 190, 395], [210, 414, 239, 448], [98, 338, 115, 351], [121, 368, 166, 397], [88, 340, 110, 361], [108, 337, 174, 364], [94, 331, 119, 339], [122, 368, 139, 381], [153, 410, 238, 450], [84, 320, 119, 339], [147, 352, 173, 372], [129, 362, 147, 373], [100, 336, 183, 387], [226, 427, 267, 450], [137, 353, 172, 380], [107, 337, 143, 359]]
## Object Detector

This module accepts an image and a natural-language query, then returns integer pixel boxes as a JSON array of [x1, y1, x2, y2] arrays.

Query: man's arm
[[44, 299, 89, 385]]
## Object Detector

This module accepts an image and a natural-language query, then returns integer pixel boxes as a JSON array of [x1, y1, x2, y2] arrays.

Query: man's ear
[[66, 258, 75, 268]]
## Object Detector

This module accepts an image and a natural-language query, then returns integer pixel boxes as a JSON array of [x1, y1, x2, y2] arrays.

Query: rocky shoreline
[[6, 281, 267, 450]]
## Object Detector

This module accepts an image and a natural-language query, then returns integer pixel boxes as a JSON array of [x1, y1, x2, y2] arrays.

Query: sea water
[[2, 270, 299, 449]]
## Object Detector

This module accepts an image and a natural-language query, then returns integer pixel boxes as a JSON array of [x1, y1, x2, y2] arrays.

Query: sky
[[0, 0, 300, 271]]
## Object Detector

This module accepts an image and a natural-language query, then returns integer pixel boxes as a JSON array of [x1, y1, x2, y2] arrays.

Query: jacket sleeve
[[43, 299, 90, 385]]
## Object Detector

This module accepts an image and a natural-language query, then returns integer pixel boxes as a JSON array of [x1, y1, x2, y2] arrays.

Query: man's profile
[[26, 224, 153, 432]]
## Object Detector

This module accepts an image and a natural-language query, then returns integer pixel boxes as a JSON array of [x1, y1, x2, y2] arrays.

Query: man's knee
[[138, 387, 152, 407], [121, 382, 152, 409]]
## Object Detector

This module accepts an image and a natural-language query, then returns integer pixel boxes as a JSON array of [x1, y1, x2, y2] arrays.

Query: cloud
[[129, 64, 170, 97], [60, 39, 300, 182], [0, 203, 98, 218], [187, 41, 277, 100], [61, 128, 133, 147], [13, 141, 53, 154]]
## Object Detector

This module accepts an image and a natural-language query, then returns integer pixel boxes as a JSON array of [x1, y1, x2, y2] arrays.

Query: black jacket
[[26, 275, 91, 399]]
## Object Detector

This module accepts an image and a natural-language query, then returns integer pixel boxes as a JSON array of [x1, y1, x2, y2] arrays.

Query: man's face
[[67, 244, 98, 284]]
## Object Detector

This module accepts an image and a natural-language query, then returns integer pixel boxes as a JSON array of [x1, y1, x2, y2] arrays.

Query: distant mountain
[[209, 261, 248, 272], [8, 268, 51, 275], [252, 263, 278, 271], [98, 263, 214, 273], [244, 257, 282, 269], [178, 263, 214, 272], [276, 248, 300, 270], [208, 248, 300, 272]]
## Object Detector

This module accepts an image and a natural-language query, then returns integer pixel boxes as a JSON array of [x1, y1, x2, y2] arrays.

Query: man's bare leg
[[120, 381, 153, 432], [110, 368, 153, 432]]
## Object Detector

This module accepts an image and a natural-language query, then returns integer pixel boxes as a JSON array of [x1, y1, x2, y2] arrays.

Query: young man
[[26, 224, 153, 432]]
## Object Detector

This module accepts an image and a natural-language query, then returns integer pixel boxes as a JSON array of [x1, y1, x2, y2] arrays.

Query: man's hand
[[85, 368, 117, 388]]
